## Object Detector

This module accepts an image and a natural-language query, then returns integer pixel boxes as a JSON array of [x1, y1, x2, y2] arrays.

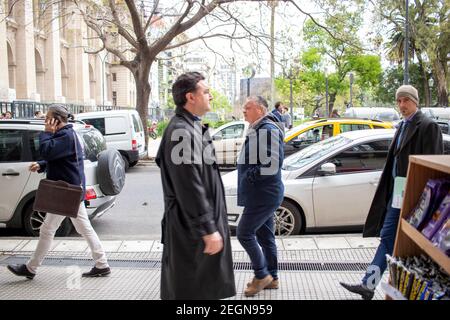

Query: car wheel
[[97, 149, 126, 195], [129, 161, 138, 167], [274, 200, 304, 236], [23, 203, 73, 237]]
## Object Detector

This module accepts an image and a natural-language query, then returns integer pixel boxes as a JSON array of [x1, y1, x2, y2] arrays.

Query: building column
[[15, 0, 38, 101], [0, 1, 10, 100], [43, 3, 62, 102], [66, 7, 90, 105]]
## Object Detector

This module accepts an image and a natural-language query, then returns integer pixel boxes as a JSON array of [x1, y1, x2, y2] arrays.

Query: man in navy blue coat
[[237, 96, 284, 297], [7, 105, 110, 280]]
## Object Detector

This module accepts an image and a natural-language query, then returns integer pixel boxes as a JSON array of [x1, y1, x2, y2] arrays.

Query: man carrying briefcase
[[7, 104, 111, 279]]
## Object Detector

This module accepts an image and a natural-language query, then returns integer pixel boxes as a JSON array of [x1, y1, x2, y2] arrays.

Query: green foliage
[[210, 89, 232, 115], [156, 121, 169, 137], [375, 64, 436, 105]]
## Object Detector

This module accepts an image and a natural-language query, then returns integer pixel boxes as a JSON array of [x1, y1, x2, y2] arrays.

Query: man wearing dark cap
[[340, 84, 443, 300]]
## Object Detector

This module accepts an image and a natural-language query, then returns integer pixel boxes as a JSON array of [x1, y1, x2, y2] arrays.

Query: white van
[[75, 110, 147, 169], [343, 107, 400, 122], [421, 107, 450, 120]]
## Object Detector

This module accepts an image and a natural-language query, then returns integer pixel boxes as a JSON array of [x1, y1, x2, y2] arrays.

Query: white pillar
[[0, 1, 10, 100], [15, 0, 38, 100], [66, 16, 90, 105], [43, 3, 62, 102]]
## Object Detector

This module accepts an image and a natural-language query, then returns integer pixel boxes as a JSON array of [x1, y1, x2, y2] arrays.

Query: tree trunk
[[432, 59, 449, 107], [329, 92, 337, 117], [131, 57, 153, 156], [417, 53, 430, 107]]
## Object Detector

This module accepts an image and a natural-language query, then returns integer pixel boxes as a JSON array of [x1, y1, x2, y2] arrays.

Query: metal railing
[[0, 101, 133, 118]]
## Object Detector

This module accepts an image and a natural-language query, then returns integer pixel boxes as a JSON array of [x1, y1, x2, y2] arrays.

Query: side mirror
[[213, 135, 222, 141], [318, 163, 336, 176]]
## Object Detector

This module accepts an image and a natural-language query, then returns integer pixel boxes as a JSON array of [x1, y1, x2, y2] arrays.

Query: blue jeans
[[362, 197, 400, 289], [237, 205, 279, 280]]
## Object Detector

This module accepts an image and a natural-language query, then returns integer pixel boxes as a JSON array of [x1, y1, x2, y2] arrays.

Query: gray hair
[[47, 104, 72, 123], [247, 96, 269, 111]]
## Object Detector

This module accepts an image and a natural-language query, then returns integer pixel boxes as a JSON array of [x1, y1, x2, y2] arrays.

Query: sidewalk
[[0, 235, 387, 300]]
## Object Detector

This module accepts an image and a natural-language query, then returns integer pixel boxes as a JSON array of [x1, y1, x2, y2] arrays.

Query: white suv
[[0, 119, 116, 236]]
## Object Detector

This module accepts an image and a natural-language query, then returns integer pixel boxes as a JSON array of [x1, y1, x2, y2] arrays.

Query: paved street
[[85, 165, 164, 240]]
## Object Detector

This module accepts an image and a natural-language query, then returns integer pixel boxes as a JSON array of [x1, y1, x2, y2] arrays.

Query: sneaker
[[247, 277, 279, 289], [82, 267, 111, 277], [339, 282, 375, 300], [7, 264, 35, 280], [244, 275, 273, 297]]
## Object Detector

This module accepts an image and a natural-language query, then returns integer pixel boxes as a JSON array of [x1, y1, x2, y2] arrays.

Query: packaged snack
[[422, 192, 450, 239], [431, 219, 450, 256], [401, 269, 414, 298], [407, 179, 450, 230]]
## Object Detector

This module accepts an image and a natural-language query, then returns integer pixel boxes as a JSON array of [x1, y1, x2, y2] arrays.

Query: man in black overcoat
[[156, 72, 236, 300], [340, 85, 443, 300]]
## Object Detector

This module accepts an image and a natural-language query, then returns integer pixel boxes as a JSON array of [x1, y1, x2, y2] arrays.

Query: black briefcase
[[33, 179, 83, 218]]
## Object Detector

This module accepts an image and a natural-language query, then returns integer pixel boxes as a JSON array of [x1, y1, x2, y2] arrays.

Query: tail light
[[85, 188, 97, 201], [132, 139, 138, 151]]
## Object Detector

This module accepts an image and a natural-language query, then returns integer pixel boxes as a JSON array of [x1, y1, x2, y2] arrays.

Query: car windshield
[[282, 135, 352, 171]]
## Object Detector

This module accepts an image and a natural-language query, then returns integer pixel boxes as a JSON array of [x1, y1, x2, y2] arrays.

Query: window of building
[[112, 91, 117, 106], [112, 73, 117, 81]]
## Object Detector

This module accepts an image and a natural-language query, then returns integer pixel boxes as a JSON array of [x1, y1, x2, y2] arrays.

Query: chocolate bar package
[[407, 179, 450, 231], [422, 192, 450, 239], [431, 218, 450, 256]]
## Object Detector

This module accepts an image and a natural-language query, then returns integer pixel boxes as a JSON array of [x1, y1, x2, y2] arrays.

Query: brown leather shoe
[[244, 275, 273, 297], [247, 277, 279, 289]]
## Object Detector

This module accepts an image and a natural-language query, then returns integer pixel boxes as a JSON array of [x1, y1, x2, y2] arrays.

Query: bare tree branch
[[143, 0, 160, 34], [123, 0, 148, 48], [165, 33, 249, 50], [108, 0, 139, 49], [288, 0, 366, 51]]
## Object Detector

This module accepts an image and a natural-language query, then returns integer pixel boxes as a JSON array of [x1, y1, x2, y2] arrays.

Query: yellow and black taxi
[[284, 118, 393, 156]]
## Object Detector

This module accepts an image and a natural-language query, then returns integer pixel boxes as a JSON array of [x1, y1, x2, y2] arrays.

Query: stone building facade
[[0, 0, 136, 108]]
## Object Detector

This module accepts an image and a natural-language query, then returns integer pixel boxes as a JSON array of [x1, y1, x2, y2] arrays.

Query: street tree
[[68, 0, 274, 146], [371, 0, 449, 107]]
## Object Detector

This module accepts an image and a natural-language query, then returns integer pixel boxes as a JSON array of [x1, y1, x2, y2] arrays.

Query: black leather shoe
[[340, 282, 375, 300], [7, 264, 35, 279], [82, 267, 111, 277]]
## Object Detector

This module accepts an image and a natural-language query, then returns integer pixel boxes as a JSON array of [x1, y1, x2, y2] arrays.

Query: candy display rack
[[388, 155, 450, 299]]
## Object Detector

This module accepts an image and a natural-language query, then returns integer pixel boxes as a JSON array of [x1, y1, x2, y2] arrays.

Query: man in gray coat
[[340, 85, 443, 299], [156, 72, 235, 300]]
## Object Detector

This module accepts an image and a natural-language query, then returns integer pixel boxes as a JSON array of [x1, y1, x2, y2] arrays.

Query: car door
[[311, 139, 391, 227], [213, 123, 245, 165], [0, 129, 32, 222]]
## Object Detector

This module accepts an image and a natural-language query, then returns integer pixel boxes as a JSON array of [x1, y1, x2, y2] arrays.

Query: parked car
[[0, 119, 120, 236], [222, 129, 450, 236], [284, 118, 393, 157], [75, 110, 147, 170], [212, 121, 249, 166], [436, 119, 450, 134]]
